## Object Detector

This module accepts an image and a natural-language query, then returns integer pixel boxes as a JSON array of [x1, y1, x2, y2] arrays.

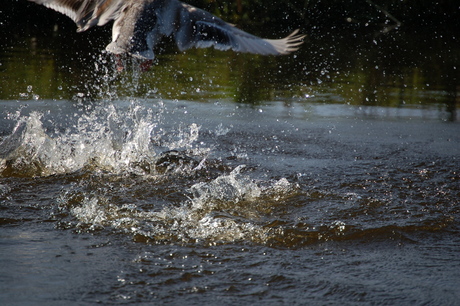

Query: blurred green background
[[1, 0, 458, 118]]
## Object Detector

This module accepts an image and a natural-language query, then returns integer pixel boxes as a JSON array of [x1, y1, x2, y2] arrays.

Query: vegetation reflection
[[1, 0, 458, 118]]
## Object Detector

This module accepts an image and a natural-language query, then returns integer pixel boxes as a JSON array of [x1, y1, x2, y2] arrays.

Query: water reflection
[[0, 6, 458, 120]]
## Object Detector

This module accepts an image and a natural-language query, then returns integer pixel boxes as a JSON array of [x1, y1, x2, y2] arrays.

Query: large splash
[[1, 100, 299, 245], [0, 101, 204, 177], [2, 99, 456, 248]]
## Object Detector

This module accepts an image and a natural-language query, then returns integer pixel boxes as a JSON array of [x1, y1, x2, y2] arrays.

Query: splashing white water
[[0, 101, 206, 176], [57, 164, 298, 245], [2, 100, 300, 245]]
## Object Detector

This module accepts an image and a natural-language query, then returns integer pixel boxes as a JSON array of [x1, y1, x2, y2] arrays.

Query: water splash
[[1, 100, 299, 245], [54, 163, 300, 245], [2, 99, 357, 247], [0, 101, 168, 176], [0, 111, 67, 177]]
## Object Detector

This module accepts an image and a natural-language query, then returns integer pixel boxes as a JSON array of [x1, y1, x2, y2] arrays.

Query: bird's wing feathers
[[28, 0, 304, 56], [28, 0, 125, 31], [173, 3, 304, 55]]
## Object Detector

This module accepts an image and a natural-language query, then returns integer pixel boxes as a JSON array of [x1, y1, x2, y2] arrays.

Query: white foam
[[59, 164, 298, 244]]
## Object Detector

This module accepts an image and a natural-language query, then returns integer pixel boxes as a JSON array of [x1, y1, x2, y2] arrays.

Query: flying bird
[[28, 0, 305, 70]]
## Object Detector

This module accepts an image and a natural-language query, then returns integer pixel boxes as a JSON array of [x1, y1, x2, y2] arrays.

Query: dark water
[[1, 5, 460, 305]]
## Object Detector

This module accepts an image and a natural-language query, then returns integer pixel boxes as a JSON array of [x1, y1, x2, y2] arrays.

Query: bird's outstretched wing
[[172, 3, 304, 55], [28, 0, 125, 31], [28, 0, 305, 57]]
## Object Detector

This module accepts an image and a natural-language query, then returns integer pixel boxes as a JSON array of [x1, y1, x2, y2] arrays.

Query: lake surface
[[1, 6, 459, 305]]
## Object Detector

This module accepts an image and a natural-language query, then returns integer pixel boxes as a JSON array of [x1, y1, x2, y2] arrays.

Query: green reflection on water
[[0, 17, 458, 118]]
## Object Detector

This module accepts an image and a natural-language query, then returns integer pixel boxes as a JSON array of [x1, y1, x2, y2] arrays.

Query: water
[[1, 6, 460, 305]]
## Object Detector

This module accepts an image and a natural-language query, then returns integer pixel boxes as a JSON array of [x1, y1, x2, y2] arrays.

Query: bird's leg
[[114, 54, 124, 72], [140, 60, 154, 72]]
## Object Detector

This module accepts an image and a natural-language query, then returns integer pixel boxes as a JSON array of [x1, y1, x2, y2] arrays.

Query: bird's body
[[29, 0, 304, 65]]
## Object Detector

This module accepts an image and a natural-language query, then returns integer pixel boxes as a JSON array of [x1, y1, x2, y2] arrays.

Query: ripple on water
[[1, 101, 459, 250]]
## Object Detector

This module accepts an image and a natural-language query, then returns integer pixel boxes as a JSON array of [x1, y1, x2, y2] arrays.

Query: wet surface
[[1, 99, 459, 304], [1, 4, 460, 304]]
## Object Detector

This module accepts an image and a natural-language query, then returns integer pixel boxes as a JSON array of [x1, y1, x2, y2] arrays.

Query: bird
[[28, 0, 305, 70]]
